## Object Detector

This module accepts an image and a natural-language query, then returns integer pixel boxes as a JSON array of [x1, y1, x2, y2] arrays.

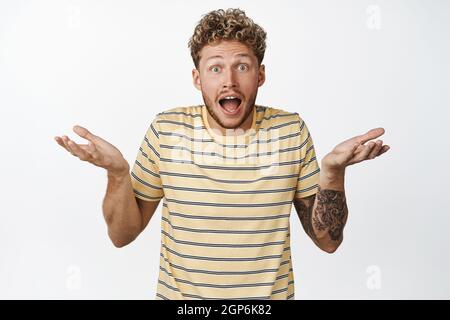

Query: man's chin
[[215, 107, 249, 129], [218, 120, 244, 130]]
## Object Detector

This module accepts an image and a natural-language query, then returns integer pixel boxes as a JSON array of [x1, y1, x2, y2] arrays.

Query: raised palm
[[55, 125, 129, 176], [322, 127, 390, 171]]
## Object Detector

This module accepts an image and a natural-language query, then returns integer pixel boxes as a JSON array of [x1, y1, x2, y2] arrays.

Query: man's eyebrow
[[235, 53, 252, 59], [205, 53, 252, 62], [205, 55, 224, 62]]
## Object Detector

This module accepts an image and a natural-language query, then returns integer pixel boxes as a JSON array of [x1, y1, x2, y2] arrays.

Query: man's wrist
[[319, 163, 346, 191], [107, 163, 130, 181]]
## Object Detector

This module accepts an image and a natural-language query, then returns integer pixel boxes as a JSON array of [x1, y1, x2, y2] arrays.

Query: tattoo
[[314, 186, 348, 241], [295, 186, 348, 242]]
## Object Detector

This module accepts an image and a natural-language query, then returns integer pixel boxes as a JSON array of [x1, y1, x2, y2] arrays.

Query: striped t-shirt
[[131, 104, 320, 300]]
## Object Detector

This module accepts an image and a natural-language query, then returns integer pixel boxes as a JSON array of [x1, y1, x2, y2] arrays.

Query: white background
[[0, 0, 449, 299]]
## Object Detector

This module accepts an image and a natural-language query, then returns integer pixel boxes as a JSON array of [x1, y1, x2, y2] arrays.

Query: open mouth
[[218, 97, 243, 116]]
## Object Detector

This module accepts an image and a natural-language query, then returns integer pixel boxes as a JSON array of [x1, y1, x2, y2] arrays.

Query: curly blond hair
[[188, 8, 267, 68]]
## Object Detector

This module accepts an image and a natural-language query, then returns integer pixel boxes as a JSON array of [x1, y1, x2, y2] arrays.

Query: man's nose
[[222, 69, 237, 89]]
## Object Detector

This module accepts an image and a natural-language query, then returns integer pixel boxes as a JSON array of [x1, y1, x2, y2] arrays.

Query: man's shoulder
[[156, 105, 203, 121], [150, 106, 204, 133], [257, 105, 303, 123]]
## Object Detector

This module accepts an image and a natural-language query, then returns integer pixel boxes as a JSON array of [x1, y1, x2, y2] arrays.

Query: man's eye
[[238, 64, 249, 71], [211, 66, 220, 73]]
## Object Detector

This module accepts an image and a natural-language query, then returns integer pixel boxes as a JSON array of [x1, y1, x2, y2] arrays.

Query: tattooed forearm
[[294, 186, 348, 246], [313, 186, 348, 241]]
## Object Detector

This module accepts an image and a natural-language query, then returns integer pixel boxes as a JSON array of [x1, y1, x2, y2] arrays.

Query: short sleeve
[[130, 117, 164, 201], [295, 117, 321, 199]]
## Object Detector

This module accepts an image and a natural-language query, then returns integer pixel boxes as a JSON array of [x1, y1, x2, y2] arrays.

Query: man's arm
[[293, 170, 348, 253], [103, 169, 160, 248], [55, 125, 160, 248], [294, 127, 390, 253]]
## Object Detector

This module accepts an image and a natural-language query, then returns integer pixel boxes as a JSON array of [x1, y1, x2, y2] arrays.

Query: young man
[[55, 8, 390, 300]]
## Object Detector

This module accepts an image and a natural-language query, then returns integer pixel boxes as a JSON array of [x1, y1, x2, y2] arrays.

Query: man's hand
[[54, 125, 130, 177], [321, 127, 390, 174]]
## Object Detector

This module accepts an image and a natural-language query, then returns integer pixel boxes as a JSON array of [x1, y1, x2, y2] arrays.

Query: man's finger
[[376, 145, 390, 157], [87, 141, 97, 153], [357, 127, 385, 145], [79, 143, 99, 159], [67, 140, 91, 160], [61, 135, 72, 150], [73, 125, 96, 142], [367, 140, 383, 159], [354, 144, 365, 154], [353, 142, 376, 163], [55, 136, 71, 153]]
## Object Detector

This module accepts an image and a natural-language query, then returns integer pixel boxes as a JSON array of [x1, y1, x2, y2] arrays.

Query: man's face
[[192, 40, 265, 130]]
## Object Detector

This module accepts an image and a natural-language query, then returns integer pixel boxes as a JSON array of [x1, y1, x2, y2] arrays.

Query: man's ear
[[258, 64, 266, 87], [192, 68, 201, 91]]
